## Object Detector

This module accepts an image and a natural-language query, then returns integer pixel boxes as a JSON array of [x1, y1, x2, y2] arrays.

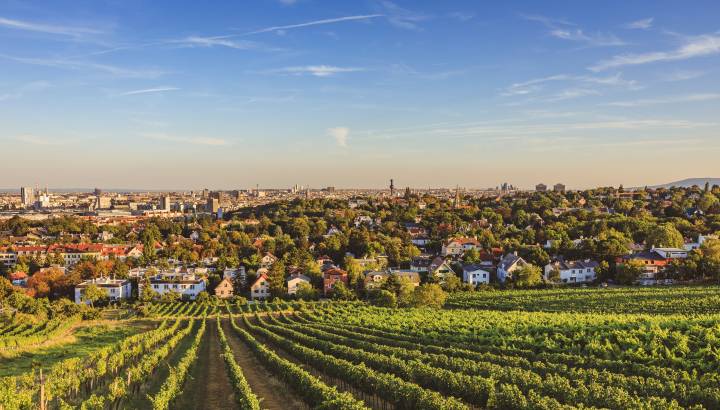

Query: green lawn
[[0, 321, 149, 377]]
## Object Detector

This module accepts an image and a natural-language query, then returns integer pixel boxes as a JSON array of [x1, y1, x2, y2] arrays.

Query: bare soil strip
[[175, 320, 239, 410], [220, 318, 309, 410], [236, 316, 390, 410]]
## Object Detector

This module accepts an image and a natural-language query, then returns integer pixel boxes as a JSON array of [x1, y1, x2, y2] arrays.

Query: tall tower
[[389, 179, 395, 197], [453, 185, 462, 209]]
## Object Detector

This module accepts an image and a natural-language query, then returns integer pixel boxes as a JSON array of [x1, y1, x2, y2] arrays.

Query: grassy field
[[0, 320, 150, 377]]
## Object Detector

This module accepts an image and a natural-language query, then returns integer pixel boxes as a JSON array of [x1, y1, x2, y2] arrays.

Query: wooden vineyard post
[[39, 369, 46, 410]]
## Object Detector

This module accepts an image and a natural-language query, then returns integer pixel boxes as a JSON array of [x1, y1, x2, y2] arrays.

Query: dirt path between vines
[[220, 318, 308, 410], [175, 320, 238, 410]]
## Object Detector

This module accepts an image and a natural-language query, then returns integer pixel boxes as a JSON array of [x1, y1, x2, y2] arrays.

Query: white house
[[142, 273, 207, 300], [544, 259, 598, 284], [75, 277, 132, 304], [250, 274, 271, 300], [462, 264, 490, 286], [652, 247, 688, 259], [286, 274, 311, 295], [497, 253, 528, 283]]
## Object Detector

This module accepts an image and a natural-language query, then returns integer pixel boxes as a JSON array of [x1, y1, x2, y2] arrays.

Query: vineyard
[[446, 286, 720, 314], [2, 293, 720, 409]]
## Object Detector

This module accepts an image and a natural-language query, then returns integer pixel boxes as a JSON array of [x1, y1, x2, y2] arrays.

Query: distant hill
[[651, 178, 720, 189]]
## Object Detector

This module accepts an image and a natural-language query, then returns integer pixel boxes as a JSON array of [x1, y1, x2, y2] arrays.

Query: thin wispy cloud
[[118, 87, 179, 96], [0, 53, 164, 78], [175, 36, 260, 50], [549, 29, 626, 47], [0, 16, 102, 37], [243, 15, 383, 35], [11, 135, 77, 146], [327, 127, 349, 147], [624, 17, 653, 30], [660, 70, 706, 82], [590, 34, 720, 71], [546, 88, 601, 102], [523, 14, 625, 47], [361, 118, 713, 142], [268, 65, 364, 77], [378, 1, 429, 30], [447, 12, 475, 22], [605, 93, 720, 107], [502, 73, 637, 96], [141, 132, 228, 146]]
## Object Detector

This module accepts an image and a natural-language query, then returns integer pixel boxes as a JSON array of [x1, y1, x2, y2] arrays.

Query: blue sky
[[1, 0, 719, 190]]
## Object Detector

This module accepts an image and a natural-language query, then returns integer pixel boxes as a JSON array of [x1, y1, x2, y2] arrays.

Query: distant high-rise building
[[93, 188, 103, 196], [36, 193, 51, 208], [160, 196, 171, 211], [20, 187, 35, 206], [96, 196, 112, 209], [453, 186, 462, 209], [553, 183, 566, 193], [325, 186, 336, 192], [207, 197, 220, 213], [390, 179, 395, 197], [535, 183, 547, 192]]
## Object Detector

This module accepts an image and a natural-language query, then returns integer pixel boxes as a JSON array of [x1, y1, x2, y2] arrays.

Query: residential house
[[497, 253, 528, 283], [409, 255, 432, 273], [652, 247, 688, 259], [215, 277, 234, 299], [620, 248, 689, 285], [441, 238, 480, 256], [250, 274, 270, 300], [9, 271, 28, 286], [142, 272, 207, 300], [287, 274, 312, 295], [462, 264, 491, 286], [75, 277, 132, 304], [544, 259, 598, 283], [364, 270, 421, 290], [323, 267, 348, 296], [428, 256, 455, 282]]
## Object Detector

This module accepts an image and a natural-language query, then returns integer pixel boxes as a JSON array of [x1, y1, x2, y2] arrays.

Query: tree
[[698, 193, 719, 213], [513, 264, 542, 288], [646, 223, 684, 249], [160, 290, 180, 303], [410, 284, 447, 308], [267, 260, 287, 297], [195, 291, 210, 303], [81, 284, 106, 308], [547, 267, 561, 283], [441, 275, 462, 293], [462, 248, 482, 264], [343, 256, 364, 288], [370, 289, 397, 308], [295, 282, 319, 301], [616, 260, 645, 285], [139, 278, 158, 303], [331, 281, 355, 300]]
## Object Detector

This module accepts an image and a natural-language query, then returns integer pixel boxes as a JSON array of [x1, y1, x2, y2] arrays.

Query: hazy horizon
[[2, 1, 719, 189]]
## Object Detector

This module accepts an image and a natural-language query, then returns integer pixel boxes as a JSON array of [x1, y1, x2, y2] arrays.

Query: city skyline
[[1, 1, 719, 189]]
